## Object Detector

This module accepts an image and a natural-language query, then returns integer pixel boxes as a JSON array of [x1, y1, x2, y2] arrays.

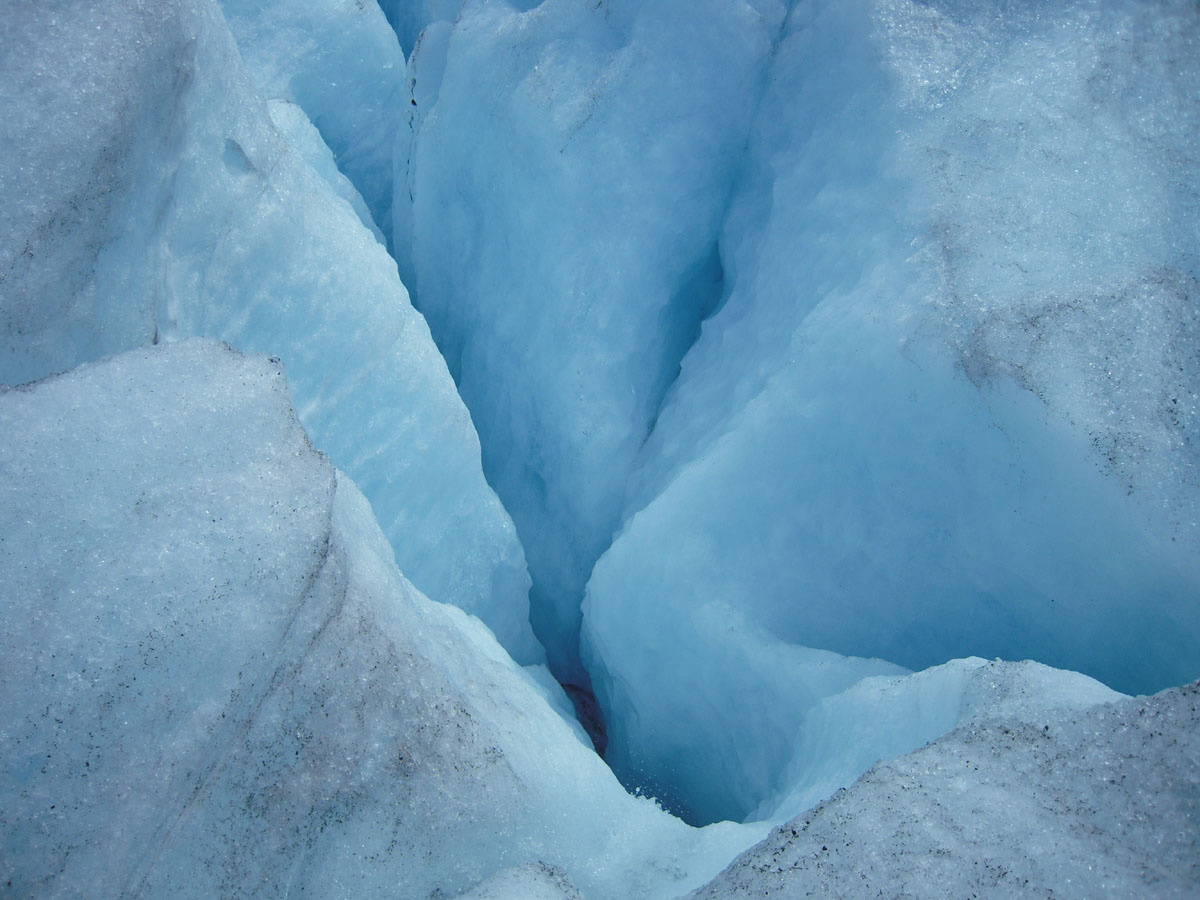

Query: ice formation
[[0, 0, 539, 665], [0, 340, 759, 899], [400, 0, 788, 680], [217, 0, 405, 247], [2, 0, 1199, 896], [689, 680, 1200, 899], [582, 0, 1200, 823]]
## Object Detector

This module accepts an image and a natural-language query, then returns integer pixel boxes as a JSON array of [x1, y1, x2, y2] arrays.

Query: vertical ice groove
[[582, 0, 1200, 826], [405, 0, 789, 683]]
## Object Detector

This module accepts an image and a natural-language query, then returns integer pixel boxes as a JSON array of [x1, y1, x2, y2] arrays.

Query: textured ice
[[688, 680, 1200, 899], [0, 0, 538, 664], [753, 658, 1123, 823], [401, 0, 788, 679], [453, 863, 583, 900], [0, 341, 763, 899], [217, 0, 405, 246], [583, 0, 1200, 823], [265, 98, 384, 244], [377, 0, 460, 56]]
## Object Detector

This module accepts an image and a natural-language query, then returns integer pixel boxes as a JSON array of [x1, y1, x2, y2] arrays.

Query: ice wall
[[0, 340, 763, 900], [582, 0, 1200, 824], [402, 0, 788, 679], [0, 0, 539, 664], [217, 0, 404, 247]]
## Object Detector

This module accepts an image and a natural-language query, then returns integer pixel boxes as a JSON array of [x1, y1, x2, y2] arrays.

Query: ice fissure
[[2, 0, 1200, 897]]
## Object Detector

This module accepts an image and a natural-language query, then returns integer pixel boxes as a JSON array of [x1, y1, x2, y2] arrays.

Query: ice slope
[[751, 658, 1122, 824], [583, 0, 1200, 824], [402, 0, 788, 679], [266, 98, 384, 244], [217, 0, 404, 248], [0, 340, 763, 900], [0, 0, 538, 664], [688, 680, 1200, 899]]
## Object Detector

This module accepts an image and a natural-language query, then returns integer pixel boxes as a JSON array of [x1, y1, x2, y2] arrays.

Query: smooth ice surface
[[402, 0, 787, 679], [217, 0, 405, 247], [689, 680, 1200, 899], [0, 0, 538, 665], [265, 98, 384, 244], [583, 0, 1200, 824], [0, 341, 764, 900]]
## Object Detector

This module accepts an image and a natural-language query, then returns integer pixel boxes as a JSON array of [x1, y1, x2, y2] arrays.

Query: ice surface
[[0, 0, 538, 664], [217, 0, 405, 247], [377, 0, 460, 56], [688, 680, 1200, 899], [453, 863, 583, 900], [265, 98, 384, 244], [583, 0, 1200, 823], [402, 0, 788, 679], [753, 658, 1123, 823], [0, 341, 765, 899]]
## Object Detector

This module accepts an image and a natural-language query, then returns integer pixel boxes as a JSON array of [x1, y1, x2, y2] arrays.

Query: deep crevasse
[[1, 0, 1199, 896]]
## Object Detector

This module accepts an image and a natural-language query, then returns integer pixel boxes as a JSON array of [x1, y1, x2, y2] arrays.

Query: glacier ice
[[689, 679, 1200, 899], [582, 0, 1200, 824], [217, 0, 405, 247], [265, 98, 385, 244], [401, 0, 788, 680], [0, 0, 539, 665], [2, 0, 1199, 895], [0, 340, 763, 899]]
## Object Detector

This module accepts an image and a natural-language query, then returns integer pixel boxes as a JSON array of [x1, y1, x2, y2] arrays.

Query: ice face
[[401, 0, 788, 680], [688, 679, 1200, 900], [265, 98, 385, 244], [0, 340, 764, 900], [217, 0, 405, 248], [0, 0, 538, 665], [582, 0, 1200, 824]]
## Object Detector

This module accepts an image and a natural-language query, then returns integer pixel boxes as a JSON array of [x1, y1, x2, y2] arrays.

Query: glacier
[[0, 340, 761, 899], [2, 0, 1199, 896], [581, 0, 1200, 824], [0, 0, 540, 667]]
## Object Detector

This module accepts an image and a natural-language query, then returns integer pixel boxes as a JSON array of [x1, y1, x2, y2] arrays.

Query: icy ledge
[[0, 340, 757, 900], [690, 680, 1200, 899]]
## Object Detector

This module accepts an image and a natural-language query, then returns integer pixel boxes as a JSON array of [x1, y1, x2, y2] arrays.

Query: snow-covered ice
[[0, 340, 761, 899], [688, 679, 1200, 899]]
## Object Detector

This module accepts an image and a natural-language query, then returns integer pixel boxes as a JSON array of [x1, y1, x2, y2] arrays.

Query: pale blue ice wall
[[217, 0, 405, 249], [582, 0, 1200, 823], [401, 0, 790, 680]]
